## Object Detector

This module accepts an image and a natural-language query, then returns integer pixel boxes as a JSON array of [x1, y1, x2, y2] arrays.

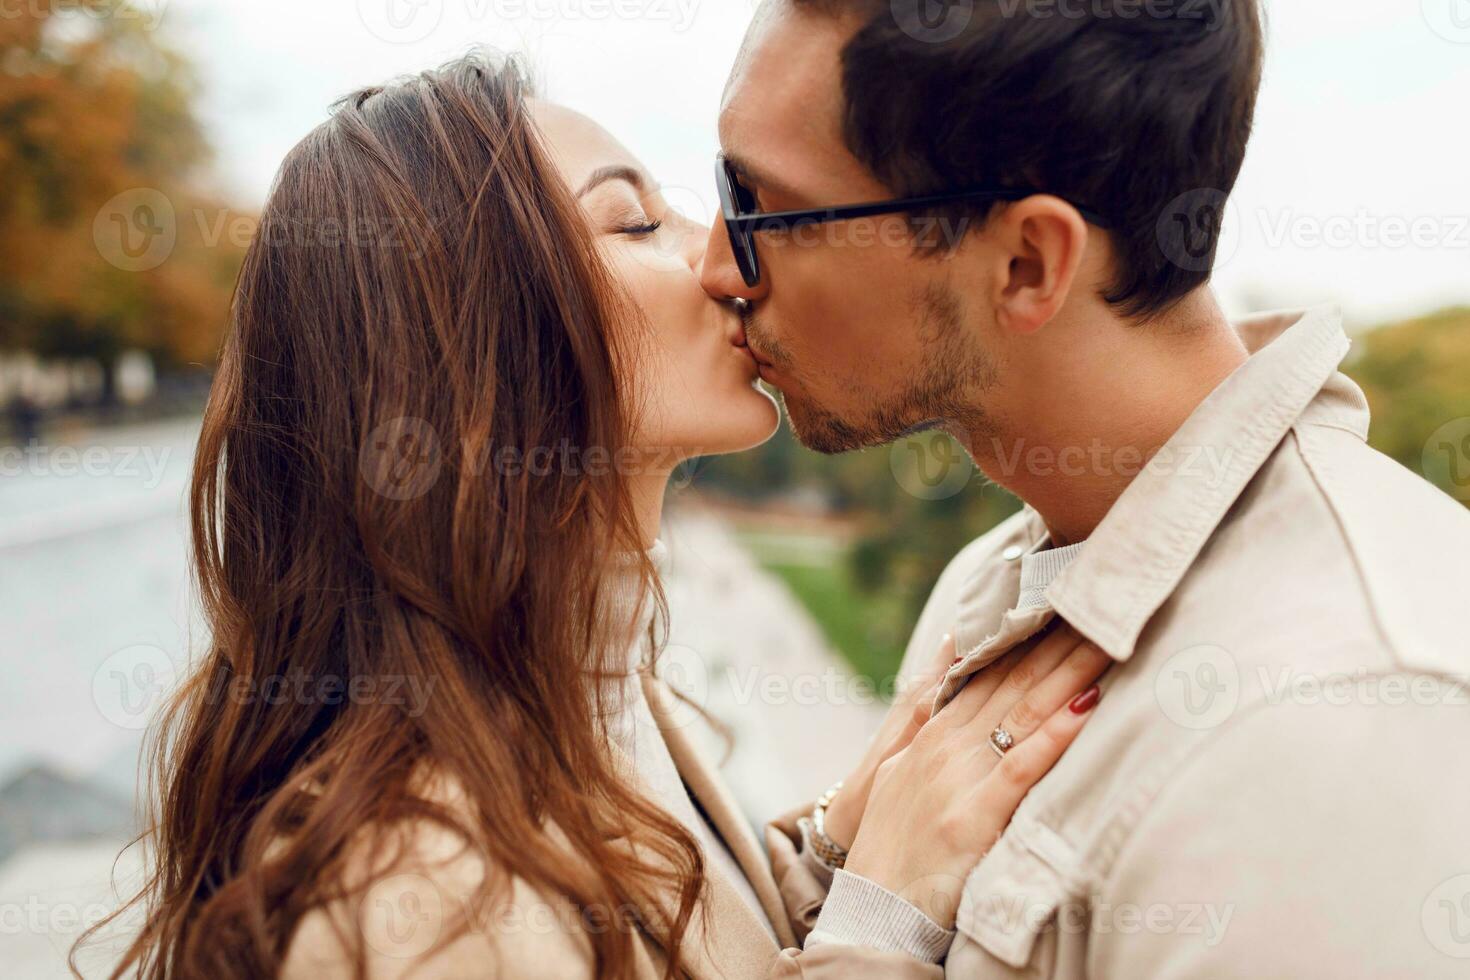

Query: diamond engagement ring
[[989, 726, 1015, 759]]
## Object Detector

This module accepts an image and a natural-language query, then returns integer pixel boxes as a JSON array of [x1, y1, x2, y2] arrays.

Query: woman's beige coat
[[282, 670, 940, 979]]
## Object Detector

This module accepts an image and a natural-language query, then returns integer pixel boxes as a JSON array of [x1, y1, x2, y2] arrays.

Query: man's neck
[[968, 292, 1249, 546]]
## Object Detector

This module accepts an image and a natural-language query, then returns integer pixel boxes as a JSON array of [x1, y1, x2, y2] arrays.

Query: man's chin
[[779, 391, 882, 456]]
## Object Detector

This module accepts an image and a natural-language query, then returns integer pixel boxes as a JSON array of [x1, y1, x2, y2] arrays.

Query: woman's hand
[[842, 626, 1109, 928], [822, 634, 961, 849]]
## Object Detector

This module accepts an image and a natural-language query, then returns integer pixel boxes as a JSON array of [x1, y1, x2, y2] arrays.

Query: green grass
[[760, 556, 908, 688]]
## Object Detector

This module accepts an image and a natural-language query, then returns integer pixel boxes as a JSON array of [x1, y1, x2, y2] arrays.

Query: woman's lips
[[743, 339, 774, 369], [752, 357, 782, 386], [726, 332, 760, 371], [728, 319, 775, 377]]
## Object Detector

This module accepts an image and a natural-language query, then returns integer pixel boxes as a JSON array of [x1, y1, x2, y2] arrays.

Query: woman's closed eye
[[599, 198, 664, 240], [616, 217, 664, 239]]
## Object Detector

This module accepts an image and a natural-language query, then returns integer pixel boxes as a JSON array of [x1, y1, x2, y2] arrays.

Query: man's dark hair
[[794, 0, 1264, 318]]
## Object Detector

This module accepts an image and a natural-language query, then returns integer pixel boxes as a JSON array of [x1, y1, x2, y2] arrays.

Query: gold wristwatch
[[807, 780, 849, 870]]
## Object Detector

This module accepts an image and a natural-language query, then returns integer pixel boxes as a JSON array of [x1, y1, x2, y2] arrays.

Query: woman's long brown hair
[[78, 53, 704, 978]]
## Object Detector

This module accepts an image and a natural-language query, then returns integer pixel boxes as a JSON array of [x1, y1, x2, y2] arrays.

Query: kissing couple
[[96, 2, 1470, 978]]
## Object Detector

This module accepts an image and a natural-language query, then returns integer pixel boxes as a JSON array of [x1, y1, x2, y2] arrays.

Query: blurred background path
[[0, 420, 884, 977]]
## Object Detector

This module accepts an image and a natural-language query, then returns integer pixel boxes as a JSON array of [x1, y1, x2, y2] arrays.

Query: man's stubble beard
[[749, 282, 999, 456]]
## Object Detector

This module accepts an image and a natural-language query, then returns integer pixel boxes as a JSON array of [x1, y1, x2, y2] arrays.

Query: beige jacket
[[282, 669, 937, 979], [899, 307, 1470, 978]]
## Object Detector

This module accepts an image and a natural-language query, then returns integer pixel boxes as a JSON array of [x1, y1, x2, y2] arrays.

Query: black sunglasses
[[715, 154, 1109, 288]]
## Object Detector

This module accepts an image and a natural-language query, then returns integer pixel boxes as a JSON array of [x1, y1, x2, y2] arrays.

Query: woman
[[90, 54, 1107, 979]]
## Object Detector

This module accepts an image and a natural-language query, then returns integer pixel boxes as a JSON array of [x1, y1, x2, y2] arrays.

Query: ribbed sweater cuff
[[804, 869, 955, 963]]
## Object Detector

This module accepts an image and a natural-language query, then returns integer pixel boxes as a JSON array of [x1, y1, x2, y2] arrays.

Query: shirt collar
[[1018, 305, 1359, 662], [1017, 540, 1087, 611]]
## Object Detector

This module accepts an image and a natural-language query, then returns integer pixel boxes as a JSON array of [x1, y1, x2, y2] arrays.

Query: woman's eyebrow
[[576, 165, 646, 199]]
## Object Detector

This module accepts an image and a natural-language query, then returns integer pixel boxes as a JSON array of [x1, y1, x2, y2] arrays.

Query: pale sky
[[153, 0, 1468, 326]]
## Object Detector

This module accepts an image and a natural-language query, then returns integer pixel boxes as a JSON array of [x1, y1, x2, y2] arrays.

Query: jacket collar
[[1003, 306, 1359, 663], [641, 671, 797, 947], [599, 672, 791, 977]]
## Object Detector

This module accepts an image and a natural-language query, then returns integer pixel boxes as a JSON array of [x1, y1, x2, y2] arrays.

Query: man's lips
[[731, 322, 774, 368], [742, 335, 775, 369]]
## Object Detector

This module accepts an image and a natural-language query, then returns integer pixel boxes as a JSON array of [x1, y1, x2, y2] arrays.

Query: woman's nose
[[677, 216, 709, 271]]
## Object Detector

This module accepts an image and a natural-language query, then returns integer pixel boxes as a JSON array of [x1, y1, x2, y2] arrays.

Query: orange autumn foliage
[[0, 2, 248, 368]]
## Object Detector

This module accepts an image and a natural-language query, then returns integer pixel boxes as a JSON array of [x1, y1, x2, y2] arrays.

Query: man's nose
[[698, 218, 769, 304]]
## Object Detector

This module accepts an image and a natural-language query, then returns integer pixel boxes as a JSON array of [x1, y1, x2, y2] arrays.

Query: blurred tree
[[1348, 307, 1470, 506], [0, 1, 248, 373], [695, 420, 1023, 656]]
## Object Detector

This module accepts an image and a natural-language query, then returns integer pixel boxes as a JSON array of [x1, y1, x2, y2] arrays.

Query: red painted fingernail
[[1069, 685, 1101, 714], [951, 657, 963, 667]]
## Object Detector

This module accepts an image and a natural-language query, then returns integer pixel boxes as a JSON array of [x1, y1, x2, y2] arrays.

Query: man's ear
[[986, 196, 1089, 335]]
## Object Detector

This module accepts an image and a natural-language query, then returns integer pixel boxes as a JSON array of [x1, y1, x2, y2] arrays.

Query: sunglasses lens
[[717, 159, 762, 288], [734, 230, 759, 288], [727, 170, 758, 214]]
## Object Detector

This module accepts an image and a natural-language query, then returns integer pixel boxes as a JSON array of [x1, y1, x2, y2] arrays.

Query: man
[[702, 1, 1470, 976]]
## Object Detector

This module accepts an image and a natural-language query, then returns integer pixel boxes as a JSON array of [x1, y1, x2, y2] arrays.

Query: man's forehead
[[718, 3, 860, 195]]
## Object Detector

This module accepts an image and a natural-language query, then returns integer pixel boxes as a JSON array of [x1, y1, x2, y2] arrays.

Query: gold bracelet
[[808, 780, 848, 870]]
